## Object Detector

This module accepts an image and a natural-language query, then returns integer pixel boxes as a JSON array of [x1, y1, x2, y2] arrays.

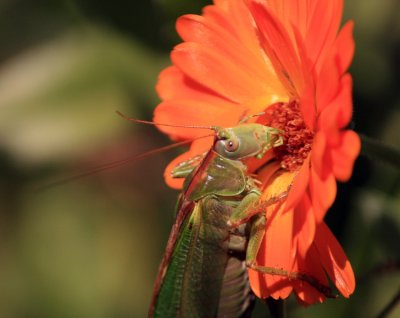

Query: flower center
[[267, 101, 314, 171]]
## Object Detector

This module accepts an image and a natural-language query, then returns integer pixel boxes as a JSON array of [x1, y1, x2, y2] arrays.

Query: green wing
[[152, 197, 232, 318], [184, 150, 247, 202]]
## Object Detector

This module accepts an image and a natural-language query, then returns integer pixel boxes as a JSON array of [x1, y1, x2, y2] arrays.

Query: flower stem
[[376, 288, 400, 318], [266, 298, 286, 318], [360, 134, 400, 168]]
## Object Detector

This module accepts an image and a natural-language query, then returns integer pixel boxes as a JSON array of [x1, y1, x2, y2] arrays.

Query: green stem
[[376, 288, 400, 318], [266, 298, 286, 318]]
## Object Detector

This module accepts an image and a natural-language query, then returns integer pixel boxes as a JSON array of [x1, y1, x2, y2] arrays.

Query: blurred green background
[[0, 0, 399, 317]]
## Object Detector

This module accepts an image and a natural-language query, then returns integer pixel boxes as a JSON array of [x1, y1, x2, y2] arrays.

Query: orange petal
[[335, 74, 353, 129], [314, 222, 356, 297], [226, 0, 274, 66], [303, 0, 343, 72], [309, 166, 337, 222], [154, 99, 245, 140], [293, 193, 316, 258], [332, 21, 355, 75], [249, 172, 296, 299], [250, 204, 294, 299], [248, 1, 305, 97], [264, 0, 310, 37], [318, 74, 353, 136], [315, 49, 341, 115], [261, 170, 296, 202], [203, 4, 235, 33], [171, 42, 268, 103], [156, 66, 235, 106], [299, 81, 317, 130], [331, 130, 361, 182], [292, 245, 328, 305], [285, 156, 310, 210], [248, 159, 280, 187], [294, 284, 324, 306], [311, 132, 327, 176], [213, 0, 229, 11], [264, 0, 343, 73], [290, 27, 316, 128], [176, 14, 279, 91]]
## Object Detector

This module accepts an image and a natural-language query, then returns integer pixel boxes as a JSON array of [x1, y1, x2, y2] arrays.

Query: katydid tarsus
[[144, 116, 335, 318]]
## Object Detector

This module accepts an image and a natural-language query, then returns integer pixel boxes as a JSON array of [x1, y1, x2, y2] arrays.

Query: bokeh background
[[0, 0, 399, 317]]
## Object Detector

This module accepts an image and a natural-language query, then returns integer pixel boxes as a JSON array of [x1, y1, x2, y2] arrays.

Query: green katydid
[[38, 112, 334, 317], [145, 117, 335, 318]]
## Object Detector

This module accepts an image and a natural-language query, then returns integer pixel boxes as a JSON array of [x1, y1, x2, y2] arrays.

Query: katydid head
[[214, 124, 284, 160], [116, 111, 283, 163]]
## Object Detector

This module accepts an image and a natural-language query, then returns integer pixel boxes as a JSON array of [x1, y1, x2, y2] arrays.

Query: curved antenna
[[238, 111, 266, 124], [37, 133, 215, 191], [116, 111, 218, 131]]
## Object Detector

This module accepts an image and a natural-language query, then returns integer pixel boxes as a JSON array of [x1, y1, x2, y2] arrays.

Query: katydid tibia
[[147, 121, 335, 318]]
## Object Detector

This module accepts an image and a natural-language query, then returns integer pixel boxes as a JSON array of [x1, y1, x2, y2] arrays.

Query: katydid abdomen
[[153, 195, 253, 318]]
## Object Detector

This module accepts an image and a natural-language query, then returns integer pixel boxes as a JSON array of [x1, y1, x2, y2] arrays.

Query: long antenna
[[37, 134, 214, 191], [116, 111, 218, 131]]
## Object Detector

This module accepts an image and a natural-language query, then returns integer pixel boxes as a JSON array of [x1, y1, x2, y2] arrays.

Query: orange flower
[[154, 0, 360, 305]]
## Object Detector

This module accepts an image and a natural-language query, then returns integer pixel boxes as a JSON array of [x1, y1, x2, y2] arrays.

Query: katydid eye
[[225, 138, 239, 152]]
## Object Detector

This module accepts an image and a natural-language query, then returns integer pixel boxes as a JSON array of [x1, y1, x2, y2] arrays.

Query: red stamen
[[267, 101, 314, 171]]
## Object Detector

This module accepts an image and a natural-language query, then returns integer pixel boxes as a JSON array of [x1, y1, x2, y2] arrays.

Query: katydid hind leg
[[227, 190, 261, 228], [248, 263, 336, 299], [245, 214, 266, 266], [243, 207, 336, 298], [245, 221, 336, 299]]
